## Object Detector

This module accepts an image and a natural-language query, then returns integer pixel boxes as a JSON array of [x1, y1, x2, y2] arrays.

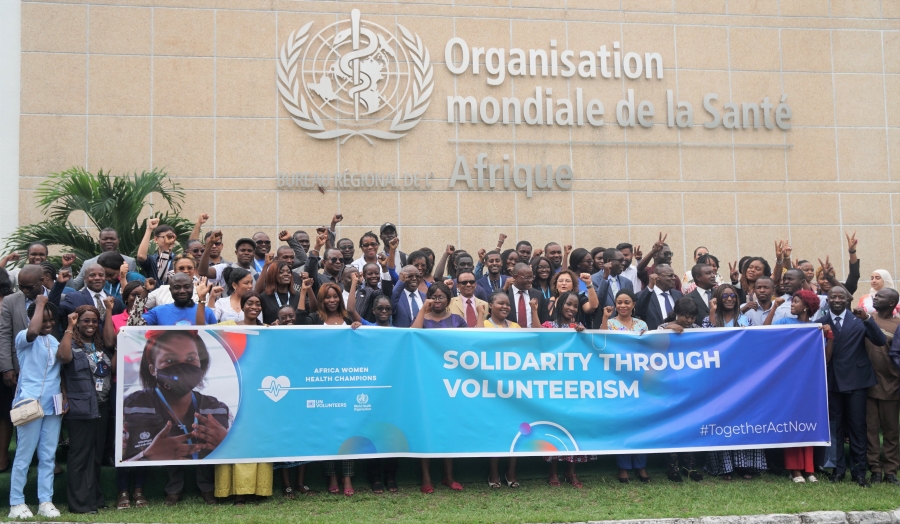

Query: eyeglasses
[[210, 241, 223, 247], [328, 257, 341, 264], [374, 306, 392, 312], [18, 284, 36, 291], [362, 242, 379, 248], [255, 240, 271, 245], [190, 248, 205, 254], [721, 293, 737, 299], [457, 280, 476, 286], [156, 234, 176, 241]]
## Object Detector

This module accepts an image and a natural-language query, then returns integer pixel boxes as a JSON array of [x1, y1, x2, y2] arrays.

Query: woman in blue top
[[701, 284, 755, 328], [8, 296, 63, 519], [702, 284, 763, 480]]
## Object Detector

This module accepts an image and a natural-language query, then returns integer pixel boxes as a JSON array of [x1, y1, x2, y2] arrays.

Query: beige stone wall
[[18, 0, 900, 284]]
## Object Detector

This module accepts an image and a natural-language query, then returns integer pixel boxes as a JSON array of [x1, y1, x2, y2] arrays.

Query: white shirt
[[350, 257, 390, 281], [696, 286, 714, 307], [88, 289, 109, 309], [214, 296, 244, 323], [511, 285, 533, 328], [622, 265, 642, 292], [742, 302, 774, 326], [146, 285, 200, 309], [653, 286, 675, 321], [829, 308, 848, 326], [772, 293, 796, 323]]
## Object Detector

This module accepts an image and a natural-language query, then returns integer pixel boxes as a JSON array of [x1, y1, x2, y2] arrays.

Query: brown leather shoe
[[200, 490, 217, 505], [164, 492, 182, 507]]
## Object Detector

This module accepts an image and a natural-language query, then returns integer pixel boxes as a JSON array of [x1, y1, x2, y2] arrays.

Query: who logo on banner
[[277, 9, 433, 145]]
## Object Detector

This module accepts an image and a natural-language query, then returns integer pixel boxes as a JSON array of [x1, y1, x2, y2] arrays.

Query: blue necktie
[[410, 292, 420, 318], [662, 292, 673, 315], [833, 315, 842, 336]]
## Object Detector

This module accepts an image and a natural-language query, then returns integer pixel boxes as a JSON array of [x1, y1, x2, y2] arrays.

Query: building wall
[[18, 0, 900, 282]]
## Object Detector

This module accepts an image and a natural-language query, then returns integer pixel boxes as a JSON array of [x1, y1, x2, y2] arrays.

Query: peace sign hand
[[650, 232, 668, 255], [846, 231, 858, 252], [817, 256, 835, 279], [728, 261, 740, 282]]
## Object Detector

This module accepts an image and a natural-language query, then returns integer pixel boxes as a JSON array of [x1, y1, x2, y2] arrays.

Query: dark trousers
[[866, 397, 900, 475], [66, 403, 109, 513], [165, 465, 214, 495], [829, 388, 868, 478], [367, 458, 399, 483]]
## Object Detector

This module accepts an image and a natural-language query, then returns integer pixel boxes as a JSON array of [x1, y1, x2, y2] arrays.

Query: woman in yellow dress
[[196, 281, 274, 505]]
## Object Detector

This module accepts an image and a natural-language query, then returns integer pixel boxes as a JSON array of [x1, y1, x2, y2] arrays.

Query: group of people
[[0, 212, 897, 518]]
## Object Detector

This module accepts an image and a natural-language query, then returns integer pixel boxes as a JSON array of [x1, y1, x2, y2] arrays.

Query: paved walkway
[[571, 509, 900, 524]]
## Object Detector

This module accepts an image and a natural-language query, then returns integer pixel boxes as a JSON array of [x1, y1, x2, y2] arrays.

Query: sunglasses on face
[[19, 284, 36, 291], [210, 241, 223, 247], [721, 293, 737, 299], [362, 242, 378, 248], [190, 248, 204, 254], [374, 306, 392, 312], [329, 257, 341, 264], [457, 280, 476, 286], [255, 241, 271, 245]]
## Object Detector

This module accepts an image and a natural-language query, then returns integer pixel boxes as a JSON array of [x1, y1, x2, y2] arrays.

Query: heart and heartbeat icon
[[260, 376, 292, 402]]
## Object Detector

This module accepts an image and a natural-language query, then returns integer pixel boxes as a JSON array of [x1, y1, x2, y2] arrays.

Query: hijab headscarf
[[870, 269, 895, 296]]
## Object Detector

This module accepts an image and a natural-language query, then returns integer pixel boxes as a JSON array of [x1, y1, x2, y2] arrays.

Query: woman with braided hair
[[58, 301, 116, 513]]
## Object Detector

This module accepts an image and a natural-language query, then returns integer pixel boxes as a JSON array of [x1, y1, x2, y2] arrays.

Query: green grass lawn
[[4, 454, 899, 523]]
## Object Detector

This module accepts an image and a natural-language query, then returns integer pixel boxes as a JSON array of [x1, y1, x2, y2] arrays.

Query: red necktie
[[518, 291, 527, 325], [465, 298, 476, 327]]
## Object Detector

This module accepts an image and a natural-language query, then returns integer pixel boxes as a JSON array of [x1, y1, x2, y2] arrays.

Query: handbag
[[10, 399, 43, 427], [10, 337, 51, 427]]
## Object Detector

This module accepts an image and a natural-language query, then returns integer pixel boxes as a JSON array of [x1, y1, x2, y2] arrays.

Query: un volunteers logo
[[277, 9, 433, 145]]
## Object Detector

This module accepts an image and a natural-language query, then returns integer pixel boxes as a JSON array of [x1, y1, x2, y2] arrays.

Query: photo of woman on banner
[[123, 330, 230, 462]]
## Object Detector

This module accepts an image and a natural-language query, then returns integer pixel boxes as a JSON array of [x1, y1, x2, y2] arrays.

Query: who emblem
[[277, 9, 433, 144]]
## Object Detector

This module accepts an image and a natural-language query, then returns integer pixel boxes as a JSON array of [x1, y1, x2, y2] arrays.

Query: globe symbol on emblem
[[356, 393, 369, 404], [301, 9, 409, 125]]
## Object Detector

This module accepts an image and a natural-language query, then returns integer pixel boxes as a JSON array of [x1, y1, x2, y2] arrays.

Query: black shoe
[[871, 472, 883, 484], [637, 475, 651, 484], [885, 474, 900, 485], [666, 470, 683, 483], [853, 476, 871, 488], [829, 474, 845, 483], [688, 470, 703, 481], [618, 477, 630, 484]]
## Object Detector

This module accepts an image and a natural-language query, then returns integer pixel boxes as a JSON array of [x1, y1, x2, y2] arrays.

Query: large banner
[[115, 325, 829, 466]]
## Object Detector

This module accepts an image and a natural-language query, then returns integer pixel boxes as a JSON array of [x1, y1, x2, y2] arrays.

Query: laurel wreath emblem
[[277, 22, 433, 145]]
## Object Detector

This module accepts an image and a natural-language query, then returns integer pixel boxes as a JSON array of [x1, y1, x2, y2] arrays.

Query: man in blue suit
[[591, 248, 634, 307], [59, 263, 125, 331], [634, 264, 683, 330], [476, 251, 508, 296], [391, 265, 426, 328], [821, 285, 885, 487]]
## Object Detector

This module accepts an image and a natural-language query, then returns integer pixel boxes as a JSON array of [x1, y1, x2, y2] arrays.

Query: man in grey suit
[[69, 228, 136, 290], [0, 265, 45, 470]]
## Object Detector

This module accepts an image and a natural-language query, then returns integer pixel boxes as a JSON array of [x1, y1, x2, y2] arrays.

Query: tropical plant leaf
[[4, 167, 192, 276]]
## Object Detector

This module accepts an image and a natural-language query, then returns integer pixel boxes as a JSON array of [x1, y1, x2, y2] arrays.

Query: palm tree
[[3, 167, 194, 273]]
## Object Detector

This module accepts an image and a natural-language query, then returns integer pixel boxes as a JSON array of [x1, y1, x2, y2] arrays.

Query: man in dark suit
[[0, 265, 46, 471], [635, 264, 683, 330], [507, 263, 548, 327], [476, 251, 508, 296], [821, 285, 885, 487], [391, 265, 426, 328], [685, 264, 717, 320], [59, 263, 125, 331]]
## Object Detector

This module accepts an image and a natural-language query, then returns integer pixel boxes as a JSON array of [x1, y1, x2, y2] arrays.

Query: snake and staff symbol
[[306, 9, 396, 120]]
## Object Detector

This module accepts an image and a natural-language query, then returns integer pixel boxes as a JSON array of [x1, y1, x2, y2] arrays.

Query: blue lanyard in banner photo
[[155, 389, 199, 460]]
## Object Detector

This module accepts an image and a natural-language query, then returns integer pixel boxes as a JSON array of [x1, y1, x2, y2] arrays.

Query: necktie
[[409, 292, 420, 319], [705, 289, 713, 305], [94, 293, 106, 317], [610, 277, 619, 294], [833, 315, 842, 336], [465, 298, 476, 328], [662, 291, 673, 315], [157, 252, 170, 283], [518, 291, 527, 325]]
